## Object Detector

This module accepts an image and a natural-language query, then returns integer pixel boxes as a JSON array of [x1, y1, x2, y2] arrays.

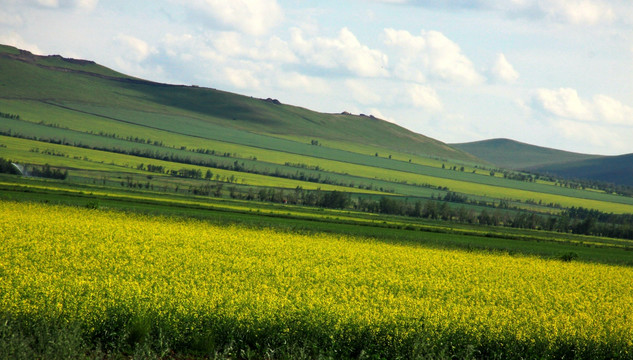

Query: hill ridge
[[451, 138, 603, 169], [0, 43, 480, 163]]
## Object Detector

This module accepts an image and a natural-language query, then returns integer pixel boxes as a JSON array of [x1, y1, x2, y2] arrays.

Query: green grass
[[0, 135, 389, 194], [452, 138, 603, 169], [533, 153, 633, 187]]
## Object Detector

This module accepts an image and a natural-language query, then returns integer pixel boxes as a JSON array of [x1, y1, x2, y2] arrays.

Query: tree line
[[0, 157, 20, 175], [0, 157, 68, 180]]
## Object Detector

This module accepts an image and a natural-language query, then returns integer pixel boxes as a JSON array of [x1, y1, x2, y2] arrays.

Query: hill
[[452, 138, 633, 187], [451, 138, 602, 170], [0, 44, 476, 163], [529, 153, 633, 187]]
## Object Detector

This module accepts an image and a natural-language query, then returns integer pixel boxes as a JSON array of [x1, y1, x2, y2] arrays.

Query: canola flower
[[0, 200, 632, 358]]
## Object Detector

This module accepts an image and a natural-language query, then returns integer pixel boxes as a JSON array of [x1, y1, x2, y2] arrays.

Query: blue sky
[[1, 0, 632, 155]]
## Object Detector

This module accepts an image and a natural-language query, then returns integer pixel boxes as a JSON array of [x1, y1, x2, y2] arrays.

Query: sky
[[1, 0, 633, 155]]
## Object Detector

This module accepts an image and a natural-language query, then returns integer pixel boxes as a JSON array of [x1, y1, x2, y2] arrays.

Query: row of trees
[[0, 157, 20, 175], [0, 157, 68, 180], [28, 164, 68, 180], [0, 112, 20, 120]]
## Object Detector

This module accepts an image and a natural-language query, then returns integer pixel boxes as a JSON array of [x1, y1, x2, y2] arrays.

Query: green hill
[[451, 138, 602, 170], [529, 154, 633, 187], [0, 44, 475, 162], [452, 138, 633, 187]]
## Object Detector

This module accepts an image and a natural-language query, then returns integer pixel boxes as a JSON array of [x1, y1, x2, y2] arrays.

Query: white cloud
[[384, 28, 483, 85], [162, 33, 200, 61], [534, 88, 633, 126], [593, 94, 633, 125], [178, 0, 283, 36], [22, 0, 98, 11], [74, 0, 97, 11], [111, 34, 164, 80], [407, 84, 443, 111], [552, 119, 629, 153], [0, 32, 42, 54], [531, 0, 615, 25], [224, 67, 261, 89], [490, 53, 519, 83], [260, 36, 297, 63], [534, 88, 593, 121], [276, 72, 330, 94], [33, 0, 58, 7], [375, 0, 618, 25], [0, 10, 23, 26], [290, 27, 389, 78], [345, 79, 382, 105], [115, 34, 156, 62], [210, 32, 297, 63], [424, 30, 484, 85], [368, 108, 397, 123], [382, 28, 426, 55]]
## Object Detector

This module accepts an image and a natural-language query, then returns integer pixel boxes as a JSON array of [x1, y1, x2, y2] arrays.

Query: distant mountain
[[451, 138, 602, 170], [528, 154, 633, 187], [452, 138, 633, 187], [0, 44, 478, 163]]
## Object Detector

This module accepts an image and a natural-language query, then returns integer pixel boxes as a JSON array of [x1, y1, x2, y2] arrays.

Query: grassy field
[[1, 199, 632, 359]]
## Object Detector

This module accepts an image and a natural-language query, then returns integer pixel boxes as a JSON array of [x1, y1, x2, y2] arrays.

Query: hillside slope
[[0, 44, 477, 162], [528, 154, 633, 187], [452, 138, 602, 170]]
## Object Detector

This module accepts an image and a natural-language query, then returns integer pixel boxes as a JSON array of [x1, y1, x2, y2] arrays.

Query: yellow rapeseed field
[[1, 200, 632, 358]]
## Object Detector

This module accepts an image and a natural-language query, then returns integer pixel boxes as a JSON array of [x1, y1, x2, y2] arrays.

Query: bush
[[559, 252, 579, 262]]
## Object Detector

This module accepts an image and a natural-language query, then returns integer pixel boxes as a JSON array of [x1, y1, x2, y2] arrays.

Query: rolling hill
[[451, 138, 602, 170], [0, 44, 476, 163], [529, 153, 633, 187], [452, 138, 633, 187]]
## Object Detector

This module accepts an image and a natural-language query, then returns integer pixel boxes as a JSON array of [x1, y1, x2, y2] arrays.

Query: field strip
[[3, 180, 632, 251], [0, 181, 389, 226], [0, 135, 386, 194]]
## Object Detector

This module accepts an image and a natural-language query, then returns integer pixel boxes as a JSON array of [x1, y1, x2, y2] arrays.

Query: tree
[[573, 216, 595, 235], [423, 200, 438, 219], [319, 191, 350, 209], [213, 183, 223, 197], [379, 197, 400, 215]]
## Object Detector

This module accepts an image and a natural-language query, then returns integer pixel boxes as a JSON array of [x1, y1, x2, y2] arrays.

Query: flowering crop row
[[1, 200, 631, 358]]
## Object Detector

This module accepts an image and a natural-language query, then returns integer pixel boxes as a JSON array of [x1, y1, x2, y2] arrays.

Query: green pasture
[[1, 99, 489, 178], [277, 133, 491, 172], [0, 135, 389, 194]]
